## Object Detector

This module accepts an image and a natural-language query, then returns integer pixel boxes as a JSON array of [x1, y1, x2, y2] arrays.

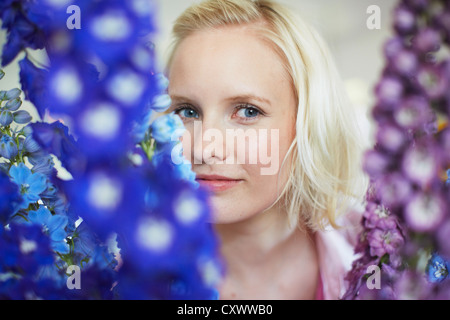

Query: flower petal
[[26, 171, 47, 195], [48, 215, 68, 234], [9, 163, 30, 185]]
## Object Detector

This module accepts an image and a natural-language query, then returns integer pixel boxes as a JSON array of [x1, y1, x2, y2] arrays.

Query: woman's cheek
[[245, 129, 282, 177]]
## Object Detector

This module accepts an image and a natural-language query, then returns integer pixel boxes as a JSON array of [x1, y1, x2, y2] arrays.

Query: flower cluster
[[0, 0, 222, 300], [344, 0, 450, 299]]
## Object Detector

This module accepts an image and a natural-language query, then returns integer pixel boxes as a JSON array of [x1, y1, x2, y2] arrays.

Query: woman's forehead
[[168, 26, 291, 101]]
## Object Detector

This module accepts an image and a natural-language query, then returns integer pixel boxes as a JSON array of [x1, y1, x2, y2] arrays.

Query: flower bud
[[0, 110, 13, 126], [4, 98, 22, 111], [13, 110, 32, 124]]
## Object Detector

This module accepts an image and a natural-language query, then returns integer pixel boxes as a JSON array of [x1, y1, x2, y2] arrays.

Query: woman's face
[[168, 25, 297, 224]]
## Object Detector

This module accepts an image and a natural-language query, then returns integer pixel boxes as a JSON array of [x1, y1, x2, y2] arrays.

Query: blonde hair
[[166, 0, 369, 231]]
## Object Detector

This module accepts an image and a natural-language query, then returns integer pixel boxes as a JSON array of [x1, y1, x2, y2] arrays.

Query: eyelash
[[173, 104, 265, 122], [234, 104, 265, 122], [174, 105, 199, 119]]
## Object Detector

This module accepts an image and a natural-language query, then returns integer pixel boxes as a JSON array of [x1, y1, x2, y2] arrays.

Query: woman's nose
[[192, 119, 229, 165]]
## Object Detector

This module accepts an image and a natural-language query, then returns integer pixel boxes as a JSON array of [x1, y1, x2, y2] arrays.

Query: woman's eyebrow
[[169, 95, 197, 105], [225, 94, 272, 106], [169, 93, 272, 107]]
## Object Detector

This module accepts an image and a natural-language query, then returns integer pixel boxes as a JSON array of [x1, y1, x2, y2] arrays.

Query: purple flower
[[363, 202, 386, 229], [437, 220, 450, 259], [404, 191, 446, 232], [384, 37, 405, 61], [394, 6, 417, 36], [416, 63, 448, 101], [412, 28, 442, 54], [391, 49, 418, 76], [434, 11, 450, 44], [376, 122, 407, 153], [393, 270, 433, 300], [402, 139, 441, 187], [346, 0, 450, 299], [374, 75, 404, 108], [363, 150, 390, 178], [367, 224, 404, 258], [375, 173, 412, 209], [403, 0, 430, 13], [439, 129, 450, 163], [394, 95, 432, 130]]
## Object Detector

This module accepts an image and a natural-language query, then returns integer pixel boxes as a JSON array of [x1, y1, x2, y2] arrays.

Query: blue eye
[[175, 106, 199, 119], [236, 105, 261, 118]]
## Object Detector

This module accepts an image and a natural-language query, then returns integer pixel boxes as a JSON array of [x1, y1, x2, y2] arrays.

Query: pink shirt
[[314, 210, 363, 300]]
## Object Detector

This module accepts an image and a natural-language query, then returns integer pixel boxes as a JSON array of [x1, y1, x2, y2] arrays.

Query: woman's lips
[[196, 175, 242, 192]]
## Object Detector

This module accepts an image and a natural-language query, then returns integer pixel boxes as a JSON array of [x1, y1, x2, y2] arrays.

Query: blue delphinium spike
[[426, 253, 449, 283]]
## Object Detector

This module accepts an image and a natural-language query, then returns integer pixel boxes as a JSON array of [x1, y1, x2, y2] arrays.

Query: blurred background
[[0, 0, 398, 146]]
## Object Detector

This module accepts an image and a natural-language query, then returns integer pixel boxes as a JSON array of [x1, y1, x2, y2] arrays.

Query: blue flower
[[4, 88, 21, 100], [44, 197, 68, 217], [12, 110, 32, 124], [18, 56, 49, 119], [28, 207, 69, 254], [446, 169, 450, 187], [0, 1, 46, 66], [9, 163, 47, 209], [151, 94, 171, 113], [131, 108, 153, 144], [69, 0, 154, 65], [0, 110, 13, 126], [426, 253, 449, 283], [0, 222, 54, 275], [23, 134, 41, 153], [0, 134, 18, 159], [62, 161, 148, 240], [155, 72, 169, 92], [71, 220, 98, 257], [4, 97, 22, 111], [0, 171, 22, 223], [30, 121, 83, 177], [150, 112, 185, 144], [0, 222, 58, 299]]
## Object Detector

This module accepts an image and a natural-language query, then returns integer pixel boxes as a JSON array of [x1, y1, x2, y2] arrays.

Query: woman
[[165, 0, 369, 299]]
